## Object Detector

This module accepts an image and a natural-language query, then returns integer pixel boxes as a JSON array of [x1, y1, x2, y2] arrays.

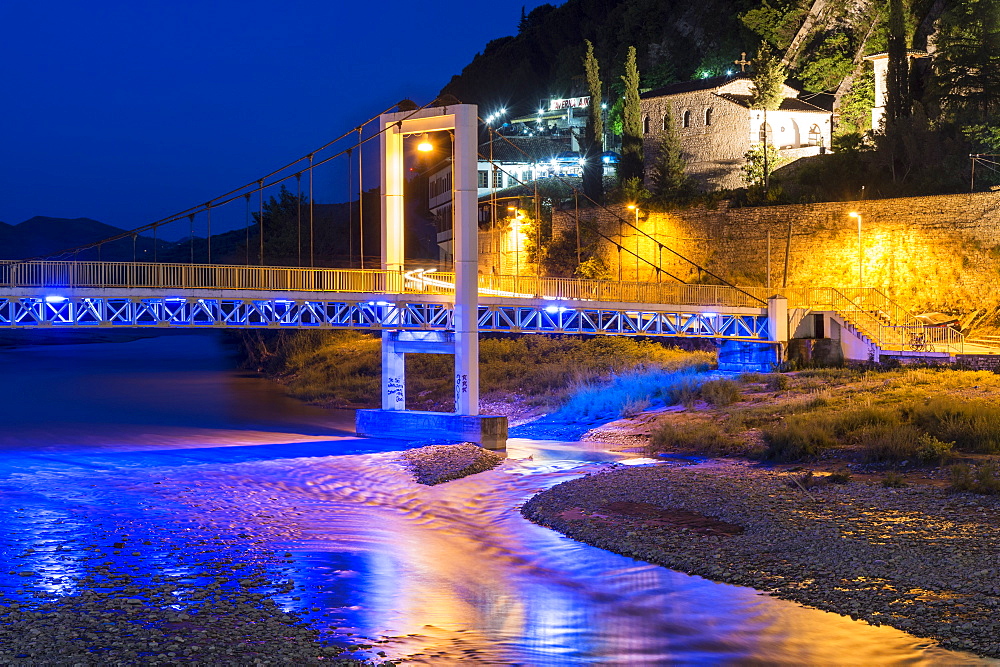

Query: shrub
[[908, 398, 1000, 453], [649, 420, 737, 454], [740, 372, 766, 383], [762, 417, 836, 461], [559, 368, 705, 421], [766, 374, 790, 391], [975, 461, 1000, 494], [666, 377, 701, 408], [882, 472, 908, 488], [700, 378, 741, 406], [857, 424, 920, 463], [827, 471, 852, 484], [915, 433, 955, 464]]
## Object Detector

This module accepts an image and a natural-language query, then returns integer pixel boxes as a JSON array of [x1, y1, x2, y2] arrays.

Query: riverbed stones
[[399, 443, 503, 485], [522, 460, 1000, 659]]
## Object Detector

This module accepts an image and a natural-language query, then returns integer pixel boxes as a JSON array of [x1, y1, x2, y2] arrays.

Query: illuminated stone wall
[[551, 191, 1000, 317]]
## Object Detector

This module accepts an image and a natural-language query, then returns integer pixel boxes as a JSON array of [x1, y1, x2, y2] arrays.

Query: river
[[0, 333, 984, 664]]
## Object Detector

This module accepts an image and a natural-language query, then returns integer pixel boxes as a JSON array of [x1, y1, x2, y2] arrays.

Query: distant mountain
[[0, 216, 168, 261]]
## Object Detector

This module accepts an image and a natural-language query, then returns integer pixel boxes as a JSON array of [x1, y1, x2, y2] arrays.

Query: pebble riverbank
[[521, 460, 1000, 660], [399, 443, 503, 486]]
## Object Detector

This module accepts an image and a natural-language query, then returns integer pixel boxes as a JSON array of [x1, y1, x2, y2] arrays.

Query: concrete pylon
[[357, 103, 507, 448]]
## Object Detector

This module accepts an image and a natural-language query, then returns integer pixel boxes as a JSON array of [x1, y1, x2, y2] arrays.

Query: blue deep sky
[[0, 0, 550, 237]]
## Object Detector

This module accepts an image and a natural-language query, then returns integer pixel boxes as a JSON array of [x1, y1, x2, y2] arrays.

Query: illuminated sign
[[549, 96, 591, 111]]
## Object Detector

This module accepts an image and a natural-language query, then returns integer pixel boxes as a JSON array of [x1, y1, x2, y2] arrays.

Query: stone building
[[639, 74, 834, 190]]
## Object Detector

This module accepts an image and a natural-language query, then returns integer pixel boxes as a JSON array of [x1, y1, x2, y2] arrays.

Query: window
[[478, 170, 489, 188], [643, 116, 650, 134], [808, 124, 822, 145], [682, 110, 691, 128], [492, 169, 503, 189], [522, 170, 532, 184], [759, 123, 773, 145], [705, 108, 713, 126], [662, 114, 670, 131]]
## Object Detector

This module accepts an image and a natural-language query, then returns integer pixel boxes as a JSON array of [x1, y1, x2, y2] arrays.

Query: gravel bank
[[399, 443, 503, 485], [522, 461, 1000, 659]]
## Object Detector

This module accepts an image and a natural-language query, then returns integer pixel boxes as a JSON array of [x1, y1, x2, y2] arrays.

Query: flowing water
[[0, 333, 986, 664]]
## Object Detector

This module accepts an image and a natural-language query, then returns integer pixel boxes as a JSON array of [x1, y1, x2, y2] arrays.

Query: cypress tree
[[649, 103, 689, 201], [749, 43, 786, 111], [885, 0, 910, 125], [582, 40, 604, 203], [619, 46, 644, 184]]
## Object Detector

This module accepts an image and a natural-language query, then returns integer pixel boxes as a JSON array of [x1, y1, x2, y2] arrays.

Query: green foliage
[[584, 41, 603, 141], [740, 0, 808, 49], [885, 0, 911, 124], [882, 472, 908, 488], [828, 471, 852, 484], [749, 43, 786, 111], [612, 176, 652, 206], [253, 185, 310, 266], [931, 0, 1000, 123], [608, 96, 625, 137], [700, 378, 742, 406], [742, 142, 785, 187], [648, 420, 739, 455], [575, 255, 613, 280], [583, 40, 604, 204], [648, 103, 691, 203], [950, 461, 1000, 494], [619, 46, 644, 184], [559, 364, 714, 422], [857, 423, 920, 463], [962, 124, 1000, 152], [906, 397, 1000, 453], [797, 32, 854, 94], [915, 433, 955, 464], [835, 70, 875, 137], [765, 373, 790, 391], [762, 416, 837, 460]]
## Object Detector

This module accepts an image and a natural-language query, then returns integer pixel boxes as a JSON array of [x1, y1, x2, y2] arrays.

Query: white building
[[639, 74, 834, 190]]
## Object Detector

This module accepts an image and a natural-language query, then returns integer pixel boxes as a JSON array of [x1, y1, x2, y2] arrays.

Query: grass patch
[[761, 415, 837, 461], [237, 331, 714, 412], [648, 420, 739, 455], [700, 379, 742, 407], [949, 462, 1000, 495], [559, 368, 708, 422]]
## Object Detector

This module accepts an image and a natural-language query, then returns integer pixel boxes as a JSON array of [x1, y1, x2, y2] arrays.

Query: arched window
[[643, 116, 650, 134], [759, 123, 773, 145], [705, 108, 713, 126], [682, 110, 691, 128], [808, 124, 822, 145], [662, 114, 670, 131]]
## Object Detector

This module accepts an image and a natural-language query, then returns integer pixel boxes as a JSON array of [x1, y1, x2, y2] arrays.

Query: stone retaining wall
[[551, 191, 1000, 319]]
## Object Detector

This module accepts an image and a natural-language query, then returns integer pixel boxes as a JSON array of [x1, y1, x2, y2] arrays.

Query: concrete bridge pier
[[717, 296, 788, 372], [355, 103, 508, 449]]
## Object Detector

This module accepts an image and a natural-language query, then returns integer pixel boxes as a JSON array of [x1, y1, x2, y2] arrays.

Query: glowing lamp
[[417, 134, 433, 152]]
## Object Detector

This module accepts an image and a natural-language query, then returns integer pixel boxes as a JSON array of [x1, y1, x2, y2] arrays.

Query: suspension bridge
[[8, 102, 968, 447]]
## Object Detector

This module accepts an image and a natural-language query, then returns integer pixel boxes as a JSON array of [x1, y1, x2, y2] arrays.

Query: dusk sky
[[0, 0, 551, 238]]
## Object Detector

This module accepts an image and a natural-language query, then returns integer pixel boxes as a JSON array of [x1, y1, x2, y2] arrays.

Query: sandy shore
[[521, 460, 1000, 659]]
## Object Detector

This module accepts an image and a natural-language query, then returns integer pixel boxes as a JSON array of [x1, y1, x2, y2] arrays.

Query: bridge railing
[[0, 262, 771, 308]]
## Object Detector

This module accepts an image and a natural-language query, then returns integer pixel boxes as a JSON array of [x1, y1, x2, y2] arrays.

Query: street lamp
[[627, 204, 640, 280], [849, 211, 862, 288]]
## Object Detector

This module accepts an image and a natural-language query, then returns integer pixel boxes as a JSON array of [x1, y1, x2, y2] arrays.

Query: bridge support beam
[[362, 102, 506, 447]]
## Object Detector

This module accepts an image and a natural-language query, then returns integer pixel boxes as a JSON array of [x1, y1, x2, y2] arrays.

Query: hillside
[[440, 0, 947, 121]]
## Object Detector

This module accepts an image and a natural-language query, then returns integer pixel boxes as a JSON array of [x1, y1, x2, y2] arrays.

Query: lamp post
[[849, 211, 862, 288], [627, 204, 640, 280]]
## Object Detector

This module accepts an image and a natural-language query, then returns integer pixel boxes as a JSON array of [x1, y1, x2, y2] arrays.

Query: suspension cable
[[357, 126, 364, 270]]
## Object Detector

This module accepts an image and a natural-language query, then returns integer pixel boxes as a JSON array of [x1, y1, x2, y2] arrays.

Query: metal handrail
[[0, 261, 966, 354]]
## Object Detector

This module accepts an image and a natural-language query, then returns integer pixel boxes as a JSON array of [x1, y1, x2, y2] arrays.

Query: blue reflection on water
[[0, 333, 986, 664]]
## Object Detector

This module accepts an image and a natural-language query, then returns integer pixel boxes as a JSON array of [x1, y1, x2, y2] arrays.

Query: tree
[[251, 185, 309, 266], [932, 0, 1000, 123], [648, 103, 690, 202], [582, 40, 604, 204], [749, 43, 786, 111], [742, 142, 784, 202], [884, 0, 910, 125], [619, 46, 644, 184]]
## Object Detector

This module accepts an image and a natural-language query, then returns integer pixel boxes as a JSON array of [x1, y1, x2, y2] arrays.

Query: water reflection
[[0, 333, 988, 663]]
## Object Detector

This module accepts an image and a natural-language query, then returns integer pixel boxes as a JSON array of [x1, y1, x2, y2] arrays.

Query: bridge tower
[[355, 103, 508, 448]]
